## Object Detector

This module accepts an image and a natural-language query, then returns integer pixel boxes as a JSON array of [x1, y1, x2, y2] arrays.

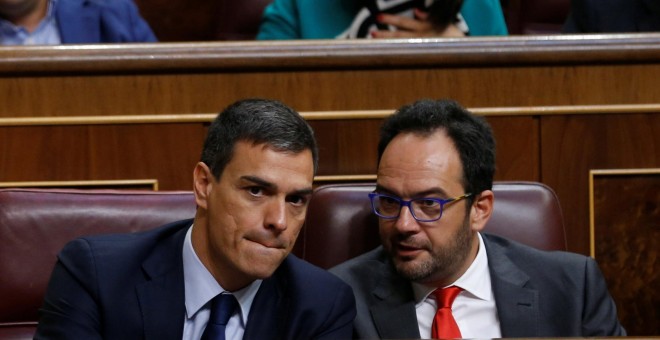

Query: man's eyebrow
[[240, 175, 313, 196], [374, 184, 449, 198], [241, 176, 276, 190], [291, 187, 314, 197], [374, 184, 395, 195]]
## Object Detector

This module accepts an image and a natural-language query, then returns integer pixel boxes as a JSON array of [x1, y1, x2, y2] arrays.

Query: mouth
[[393, 242, 425, 258], [245, 237, 287, 250]]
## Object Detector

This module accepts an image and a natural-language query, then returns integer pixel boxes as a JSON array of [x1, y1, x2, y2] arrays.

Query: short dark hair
[[201, 99, 318, 179], [378, 99, 495, 200]]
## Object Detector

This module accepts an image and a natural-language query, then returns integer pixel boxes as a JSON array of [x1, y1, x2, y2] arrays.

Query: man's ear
[[193, 162, 214, 210], [470, 190, 494, 232]]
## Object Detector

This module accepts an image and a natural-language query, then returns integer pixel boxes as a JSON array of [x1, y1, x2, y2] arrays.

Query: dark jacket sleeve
[[272, 256, 357, 340], [314, 281, 356, 339], [35, 239, 103, 339], [581, 257, 627, 336]]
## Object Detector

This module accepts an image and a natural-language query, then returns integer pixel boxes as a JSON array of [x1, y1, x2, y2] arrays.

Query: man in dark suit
[[1, 0, 156, 45], [36, 99, 356, 339], [330, 99, 625, 338], [563, 0, 660, 33]]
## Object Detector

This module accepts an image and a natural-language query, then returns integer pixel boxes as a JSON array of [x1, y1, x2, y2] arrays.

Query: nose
[[393, 204, 419, 234], [265, 199, 287, 231]]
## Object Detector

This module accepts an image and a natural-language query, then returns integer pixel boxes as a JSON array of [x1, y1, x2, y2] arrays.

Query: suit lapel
[[136, 223, 189, 339], [55, 0, 100, 43], [483, 235, 539, 337], [243, 267, 286, 338], [369, 261, 420, 338]]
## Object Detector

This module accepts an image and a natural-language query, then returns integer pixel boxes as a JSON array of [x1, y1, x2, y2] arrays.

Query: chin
[[393, 258, 435, 282], [245, 264, 280, 280], [242, 253, 286, 278]]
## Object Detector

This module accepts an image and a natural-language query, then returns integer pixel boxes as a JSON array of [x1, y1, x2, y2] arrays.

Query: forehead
[[377, 131, 463, 195], [224, 141, 314, 188]]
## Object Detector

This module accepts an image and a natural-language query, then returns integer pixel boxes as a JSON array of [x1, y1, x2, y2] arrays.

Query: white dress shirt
[[412, 233, 502, 339], [181, 225, 262, 340]]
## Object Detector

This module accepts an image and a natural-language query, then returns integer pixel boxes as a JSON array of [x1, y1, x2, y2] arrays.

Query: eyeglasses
[[368, 192, 472, 222]]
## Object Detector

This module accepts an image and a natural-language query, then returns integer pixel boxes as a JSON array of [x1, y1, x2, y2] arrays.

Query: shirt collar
[[0, 0, 57, 27], [412, 232, 493, 304], [45, 0, 57, 20], [0, 0, 59, 44], [182, 224, 262, 325]]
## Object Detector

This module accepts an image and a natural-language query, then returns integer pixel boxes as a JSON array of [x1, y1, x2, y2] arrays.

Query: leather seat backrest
[[0, 188, 196, 325], [297, 181, 567, 269]]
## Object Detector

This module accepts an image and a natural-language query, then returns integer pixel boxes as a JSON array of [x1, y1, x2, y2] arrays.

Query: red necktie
[[431, 286, 462, 339]]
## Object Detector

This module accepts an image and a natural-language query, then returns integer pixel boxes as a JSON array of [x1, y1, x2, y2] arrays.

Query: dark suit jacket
[[55, 0, 157, 43], [36, 219, 356, 339], [563, 0, 660, 33], [330, 233, 626, 339]]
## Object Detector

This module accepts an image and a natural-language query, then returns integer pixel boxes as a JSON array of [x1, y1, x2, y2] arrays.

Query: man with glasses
[[330, 99, 625, 338]]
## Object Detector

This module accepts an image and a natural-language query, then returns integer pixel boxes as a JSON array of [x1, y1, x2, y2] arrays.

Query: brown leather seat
[[298, 181, 567, 269], [503, 0, 571, 34], [134, 0, 271, 41], [214, 0, 273, 40], [0, 182, 566, 337], [0, 188, 196, 336]]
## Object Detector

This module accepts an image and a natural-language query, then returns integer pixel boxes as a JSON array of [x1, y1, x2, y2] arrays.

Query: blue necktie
[[201, 293, 238, 340]]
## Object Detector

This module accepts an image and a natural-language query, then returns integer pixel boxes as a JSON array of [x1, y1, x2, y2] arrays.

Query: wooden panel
[[0, 180, 158, 190], [591, 170, 660, 336], [3, 34, 659, 73], [311, 115, 537, 180], [0, 124, 206, 190], [1, 35, 660, 117], [2, 64, 660, 117], [0, 115, 537, 190], [489, 116, 539, 181], [541, 113, 660, 254], [311, 119, 381, 176]]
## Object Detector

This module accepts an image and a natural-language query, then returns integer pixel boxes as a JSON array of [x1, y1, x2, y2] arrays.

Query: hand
[[371, 9, 465, 38]]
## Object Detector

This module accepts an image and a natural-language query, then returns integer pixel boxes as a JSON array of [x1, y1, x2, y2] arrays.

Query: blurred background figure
[[563, 0, 660, 33], [338, 0, 468, 39], [257, 0, 508, 40], [0, 0, 157, 45]]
